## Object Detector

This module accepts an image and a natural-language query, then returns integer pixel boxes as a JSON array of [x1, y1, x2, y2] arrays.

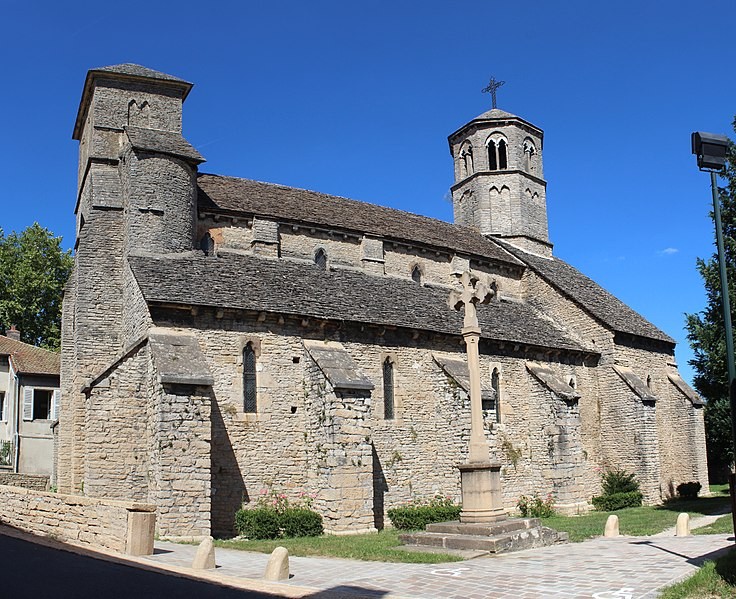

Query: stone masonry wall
[[84, 345, 150, 502], [0, 473, 49, 491], [148, 373, 212, 539], [60, 181, 126, 494], [153, 308, 602, 531], [195, 213, 524, 303], [303, 352, 374, 533], [121, 150, 196, 256], [0, 484, 155, 554]]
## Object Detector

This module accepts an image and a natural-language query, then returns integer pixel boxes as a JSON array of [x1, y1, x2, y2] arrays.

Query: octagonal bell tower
[[448, 108, 551, 257]]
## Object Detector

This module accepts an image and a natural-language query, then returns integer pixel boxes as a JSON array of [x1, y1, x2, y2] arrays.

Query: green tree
[[0, 223, 73, 351], [685, 117, 736, 478]]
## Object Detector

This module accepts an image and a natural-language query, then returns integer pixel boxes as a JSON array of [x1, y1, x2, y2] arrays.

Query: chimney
[[6, 325, 20, 342]]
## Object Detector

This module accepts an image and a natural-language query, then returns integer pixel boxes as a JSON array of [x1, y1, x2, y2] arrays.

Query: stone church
[[57, 63, 708, 538]]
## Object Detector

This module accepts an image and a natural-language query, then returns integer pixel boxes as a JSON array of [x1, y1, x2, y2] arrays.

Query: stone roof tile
[[125, 127, 205, 164], [128, 253, 588, 353], [196, 174, 522, 268], [94, 63, 191, 84], [149, 330, 214, 386], [304, 341, 374, 391], [0, 336, 60, 376], [498, 241, 675, 344]]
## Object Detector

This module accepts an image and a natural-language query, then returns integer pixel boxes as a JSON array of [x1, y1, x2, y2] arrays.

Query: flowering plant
[[517, 493, 555, 518], [255, 487, 318, 512]]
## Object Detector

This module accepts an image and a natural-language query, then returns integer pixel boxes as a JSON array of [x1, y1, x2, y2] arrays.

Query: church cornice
[[450, 169, 547, 191], [448, 117, 543, 149]]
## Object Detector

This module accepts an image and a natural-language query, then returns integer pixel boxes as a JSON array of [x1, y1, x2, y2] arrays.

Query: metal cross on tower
[[482, 77, 505, 109]]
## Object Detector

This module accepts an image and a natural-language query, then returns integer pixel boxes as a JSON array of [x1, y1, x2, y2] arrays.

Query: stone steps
[[399, 519, 567, 555]]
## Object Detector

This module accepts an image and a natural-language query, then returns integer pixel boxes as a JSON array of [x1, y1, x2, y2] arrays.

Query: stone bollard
[[192, 536, 216, 570], [264, 546, 290, 581], [604, 514, 619, 538], [675, 513, 690, 537]]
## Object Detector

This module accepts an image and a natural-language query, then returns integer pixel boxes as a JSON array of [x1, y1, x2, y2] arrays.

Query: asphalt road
[[0, 531, 285, 599]]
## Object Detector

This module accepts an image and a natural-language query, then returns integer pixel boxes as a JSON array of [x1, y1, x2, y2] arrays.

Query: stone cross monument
[[449, 271, 506, 523]]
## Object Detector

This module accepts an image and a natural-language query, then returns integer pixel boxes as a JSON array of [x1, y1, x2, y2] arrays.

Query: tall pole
[[712, 171, 736, 385], [711, 170, 736, 540]]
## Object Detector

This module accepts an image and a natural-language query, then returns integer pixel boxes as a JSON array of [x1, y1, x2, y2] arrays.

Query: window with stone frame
[[383, 357, 395, 420], [200, 232, 215, 256], [523, 139, 536, 172], [487, 137, 508, 171], [411, 265, 423, 284], [459, 142, 474, 178], [243, 343, 257, 413], [491, 367, 501, 423], [315, 248, 328, 271]]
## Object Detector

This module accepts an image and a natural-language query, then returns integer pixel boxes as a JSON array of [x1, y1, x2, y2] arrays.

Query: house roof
[[0, 336, 60, 376], [128, 252, 589, 354], [497, 241, 675, 345], [196, 174, 522, 269]]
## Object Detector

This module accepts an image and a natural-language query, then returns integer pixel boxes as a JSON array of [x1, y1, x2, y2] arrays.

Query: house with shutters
[[0, 327, 60, 478], [57, 63, 708, 539]]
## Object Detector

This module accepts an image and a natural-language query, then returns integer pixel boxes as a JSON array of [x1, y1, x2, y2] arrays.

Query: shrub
[[601, 468, 640, 496], [677, 481, 702, 499], [591, 491, 643, 511], [235, 507, 280, 539], [234, 487, 323, 539], [387, 495, 461, 530], [517, 493, 555, 518], [280, 507, 324, 538]]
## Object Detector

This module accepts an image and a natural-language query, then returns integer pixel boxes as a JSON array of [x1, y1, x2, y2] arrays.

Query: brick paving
[[146, 533, 736, 598]]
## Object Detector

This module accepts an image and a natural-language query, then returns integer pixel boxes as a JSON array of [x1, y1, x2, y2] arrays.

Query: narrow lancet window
[[498, 140, 508, 170], [383, 358, 395, 420], [315, 248, 328, 270], [243, 343, 257, 413], [411, 265, 422, 284], [200, 232, 214, 256], [491, 368, 501, 423], [488, 141, 498, 171]]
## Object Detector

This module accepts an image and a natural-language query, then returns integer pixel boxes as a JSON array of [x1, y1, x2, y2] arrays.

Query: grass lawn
[[215, 485, 731, 562], [214, 528, 463, 564], [659, 548, 736, 598], [541, 486, 731, 542]]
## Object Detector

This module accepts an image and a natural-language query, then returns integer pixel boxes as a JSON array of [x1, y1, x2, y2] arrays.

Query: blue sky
[[2, 1, 735, 384]]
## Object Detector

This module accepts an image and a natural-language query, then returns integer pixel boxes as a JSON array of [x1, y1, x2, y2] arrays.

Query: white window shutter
[[23, 387, 34, 421], [51, 390, 60, 420]]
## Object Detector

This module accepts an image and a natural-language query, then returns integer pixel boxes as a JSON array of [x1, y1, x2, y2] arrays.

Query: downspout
[[11, 363, 20, 473]]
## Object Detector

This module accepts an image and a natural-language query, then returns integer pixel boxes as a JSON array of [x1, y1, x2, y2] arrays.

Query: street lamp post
[[691, 131, 735, 537]]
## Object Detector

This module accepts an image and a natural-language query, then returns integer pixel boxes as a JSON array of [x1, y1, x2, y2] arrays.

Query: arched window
[[497, 139, 508, 170], [200, 232, 214, 256], [459, 143, 474, 178], [569, 377, 576, 390], [486, 136, 508, 171], [487, 140, 498, 171], [491, 368, 501, 423], [646, 375, 653, 391], [523, 139, 536, 172], [411, 265, 422, 284], [315, 248, 328, 270], [243, 343, 257, 413], [383, 358, 394, 420]]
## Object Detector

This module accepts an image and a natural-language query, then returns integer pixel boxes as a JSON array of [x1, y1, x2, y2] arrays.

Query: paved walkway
[[146, 533, 736, 599]]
